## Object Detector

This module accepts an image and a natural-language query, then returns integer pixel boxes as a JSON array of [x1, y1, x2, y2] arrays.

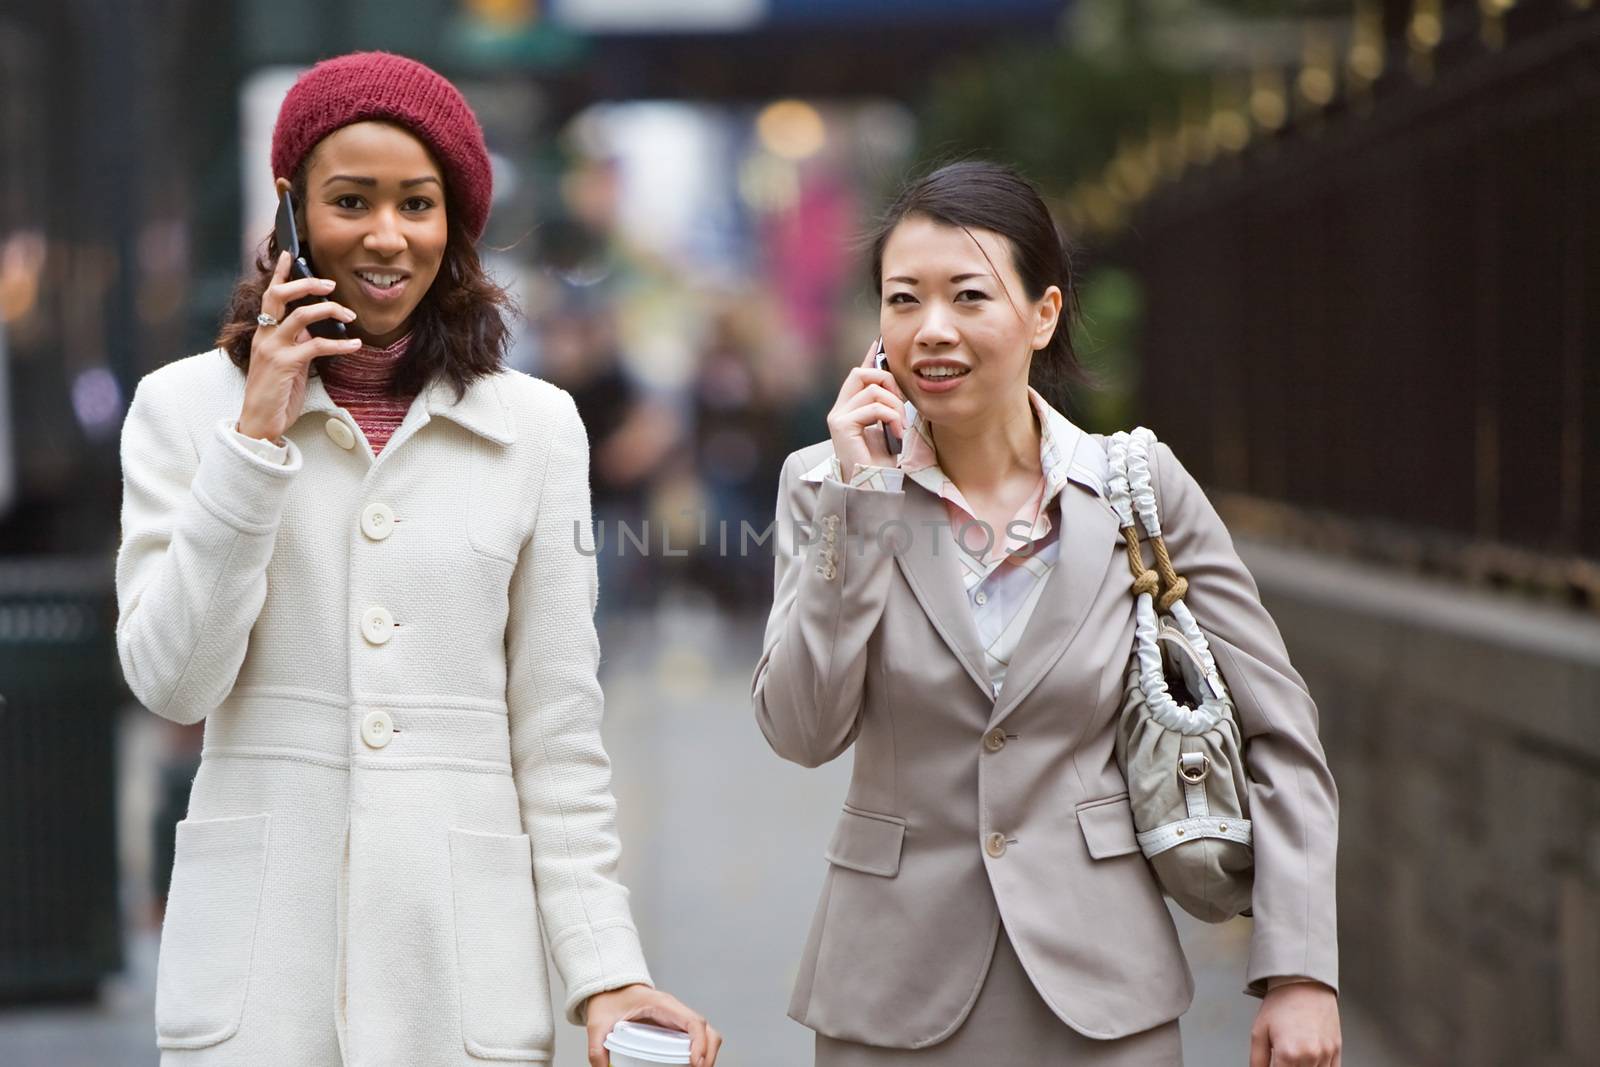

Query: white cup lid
[[603, 1021, 692, 1064]]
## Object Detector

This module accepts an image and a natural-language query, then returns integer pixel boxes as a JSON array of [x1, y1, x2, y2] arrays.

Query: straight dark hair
[[215, 131, 516, 404], [866, 159, 1094, 414]]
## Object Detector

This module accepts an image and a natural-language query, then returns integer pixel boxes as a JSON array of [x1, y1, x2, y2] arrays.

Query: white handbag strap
[[1105, 429, 1233, 735]]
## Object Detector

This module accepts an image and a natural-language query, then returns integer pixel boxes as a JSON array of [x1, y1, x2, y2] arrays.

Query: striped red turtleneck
[[317, 330, 418, 456]]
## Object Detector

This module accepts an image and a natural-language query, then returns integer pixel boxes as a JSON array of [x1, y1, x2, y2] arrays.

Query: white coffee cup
[[603, 1020, 692, 1066]]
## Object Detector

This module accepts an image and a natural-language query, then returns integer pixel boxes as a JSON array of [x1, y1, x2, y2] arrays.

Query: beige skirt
[[813, 925, 1183, 1066]]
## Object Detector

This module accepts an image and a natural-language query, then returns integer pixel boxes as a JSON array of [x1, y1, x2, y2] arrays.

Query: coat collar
[[296, 365, 517, 446]]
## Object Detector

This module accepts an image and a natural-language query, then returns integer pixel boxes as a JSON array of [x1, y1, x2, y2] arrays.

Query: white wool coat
[[115, 349, 652, 1066]]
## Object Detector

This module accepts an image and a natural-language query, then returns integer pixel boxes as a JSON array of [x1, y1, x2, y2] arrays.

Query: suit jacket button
[[983, 728, 1006, 752], [985, 831, 1007, 858]]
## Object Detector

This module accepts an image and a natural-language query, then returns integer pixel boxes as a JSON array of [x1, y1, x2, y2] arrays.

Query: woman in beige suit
[[752, 161, 1342, 1066]]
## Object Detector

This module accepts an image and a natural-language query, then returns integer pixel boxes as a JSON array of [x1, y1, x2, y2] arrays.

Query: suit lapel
[[985, 454, 1123, 731], [893, 484, 996, 702], [810, 398, 1122, 717]]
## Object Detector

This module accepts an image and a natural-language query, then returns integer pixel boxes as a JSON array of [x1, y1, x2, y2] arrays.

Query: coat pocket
[[155, 813, 271, 1049], [825, 805, 906, 877], [1076, 794, 1141, 860], [448, 828, 554, 1059], [466, 436, 527, 565]]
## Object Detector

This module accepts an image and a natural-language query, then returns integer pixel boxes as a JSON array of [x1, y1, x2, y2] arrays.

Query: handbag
[[1104, 427, 1254, 923]]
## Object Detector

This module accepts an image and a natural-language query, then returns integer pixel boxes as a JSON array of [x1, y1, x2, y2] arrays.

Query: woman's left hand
[[1249, 981, 1341, 1066], [584, 983, 722, 1067]]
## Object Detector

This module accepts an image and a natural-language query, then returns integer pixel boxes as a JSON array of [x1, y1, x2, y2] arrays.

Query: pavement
[[0, 599, 1406, 1066]]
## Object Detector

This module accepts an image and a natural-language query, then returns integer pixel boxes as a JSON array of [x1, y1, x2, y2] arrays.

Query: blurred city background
[[2, 1, 1597, 1065]]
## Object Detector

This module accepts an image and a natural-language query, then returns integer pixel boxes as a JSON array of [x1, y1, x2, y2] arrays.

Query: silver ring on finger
[[256, 312, 279, 327]]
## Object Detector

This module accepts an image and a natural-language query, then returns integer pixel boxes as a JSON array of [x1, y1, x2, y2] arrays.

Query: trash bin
[[0, 556, 123, 1003]]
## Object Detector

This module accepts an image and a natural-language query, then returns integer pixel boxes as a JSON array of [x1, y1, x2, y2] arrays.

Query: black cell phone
[[274, 189, 348, 341], [872, 336, 911, 457]]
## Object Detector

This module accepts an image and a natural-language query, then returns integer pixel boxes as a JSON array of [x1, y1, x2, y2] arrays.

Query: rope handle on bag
[[1106, 427, 1234, 734], [1108, 429, 1188, 612]]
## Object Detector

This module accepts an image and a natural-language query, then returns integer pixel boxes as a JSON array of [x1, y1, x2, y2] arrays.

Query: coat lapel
[[298, 371, 338, 417], [422, 372, 516, 445]]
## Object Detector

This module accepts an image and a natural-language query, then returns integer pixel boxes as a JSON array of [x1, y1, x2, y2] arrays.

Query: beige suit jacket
[[751, 421, 1338, 1049]]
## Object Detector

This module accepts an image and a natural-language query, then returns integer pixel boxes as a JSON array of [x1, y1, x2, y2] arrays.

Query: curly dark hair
[[215, 135, 516, 403]]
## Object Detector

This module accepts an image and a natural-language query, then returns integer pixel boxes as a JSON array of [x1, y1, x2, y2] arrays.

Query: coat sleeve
[[504, 388, 652, 1025], [1149, 441, 1340, 998], [114, 370, 303, 725], [750, 450, 906, 768]]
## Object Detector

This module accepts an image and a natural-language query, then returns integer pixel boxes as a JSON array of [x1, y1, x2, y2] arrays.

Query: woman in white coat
[[115, 50, 720, 1067]]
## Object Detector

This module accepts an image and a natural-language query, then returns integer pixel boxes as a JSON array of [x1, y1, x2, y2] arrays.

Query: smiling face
[[278, 120, 449, 348], [878, 214, 1062, 429]]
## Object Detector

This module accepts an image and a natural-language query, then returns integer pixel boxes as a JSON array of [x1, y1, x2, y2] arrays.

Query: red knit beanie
[[271, 51, 493, 241]]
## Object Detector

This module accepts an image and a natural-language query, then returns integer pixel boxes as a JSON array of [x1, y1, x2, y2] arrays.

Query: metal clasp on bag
[[1178, 752, 1211, 784]]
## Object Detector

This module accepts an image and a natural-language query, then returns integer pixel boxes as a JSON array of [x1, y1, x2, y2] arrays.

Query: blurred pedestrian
[[535, 280, 679, 618], [752, 161, 1341, 1067], [116, 50, 718, 1067], [687, 302, 790, 610]]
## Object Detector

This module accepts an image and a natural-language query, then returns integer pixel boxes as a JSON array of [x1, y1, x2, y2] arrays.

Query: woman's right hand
[[237, 250, 362, 443], [826, 340, 907, 483]]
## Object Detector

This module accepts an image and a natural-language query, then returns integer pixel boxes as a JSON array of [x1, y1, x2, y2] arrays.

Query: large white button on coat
[[361, 710, 394, 749], [362, 606, 395, 645], [361, 503, 395, 541], [325, 418, 356, 450]]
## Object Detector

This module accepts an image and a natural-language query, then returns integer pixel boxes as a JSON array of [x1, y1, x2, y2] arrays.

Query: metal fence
[[1115, 5, 1599, 602]]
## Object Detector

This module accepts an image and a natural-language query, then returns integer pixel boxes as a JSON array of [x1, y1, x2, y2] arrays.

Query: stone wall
[[1241, 539, 1600, 1067]]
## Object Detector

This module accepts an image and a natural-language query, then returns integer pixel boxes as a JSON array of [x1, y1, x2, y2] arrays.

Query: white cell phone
[[872, 338, 913, 457]]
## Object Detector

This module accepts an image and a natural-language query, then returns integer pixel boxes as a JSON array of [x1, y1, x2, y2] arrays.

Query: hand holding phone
[[828, 337, 911, 483], [275, 189, 348, 341], [238, 249, 363, 442]]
